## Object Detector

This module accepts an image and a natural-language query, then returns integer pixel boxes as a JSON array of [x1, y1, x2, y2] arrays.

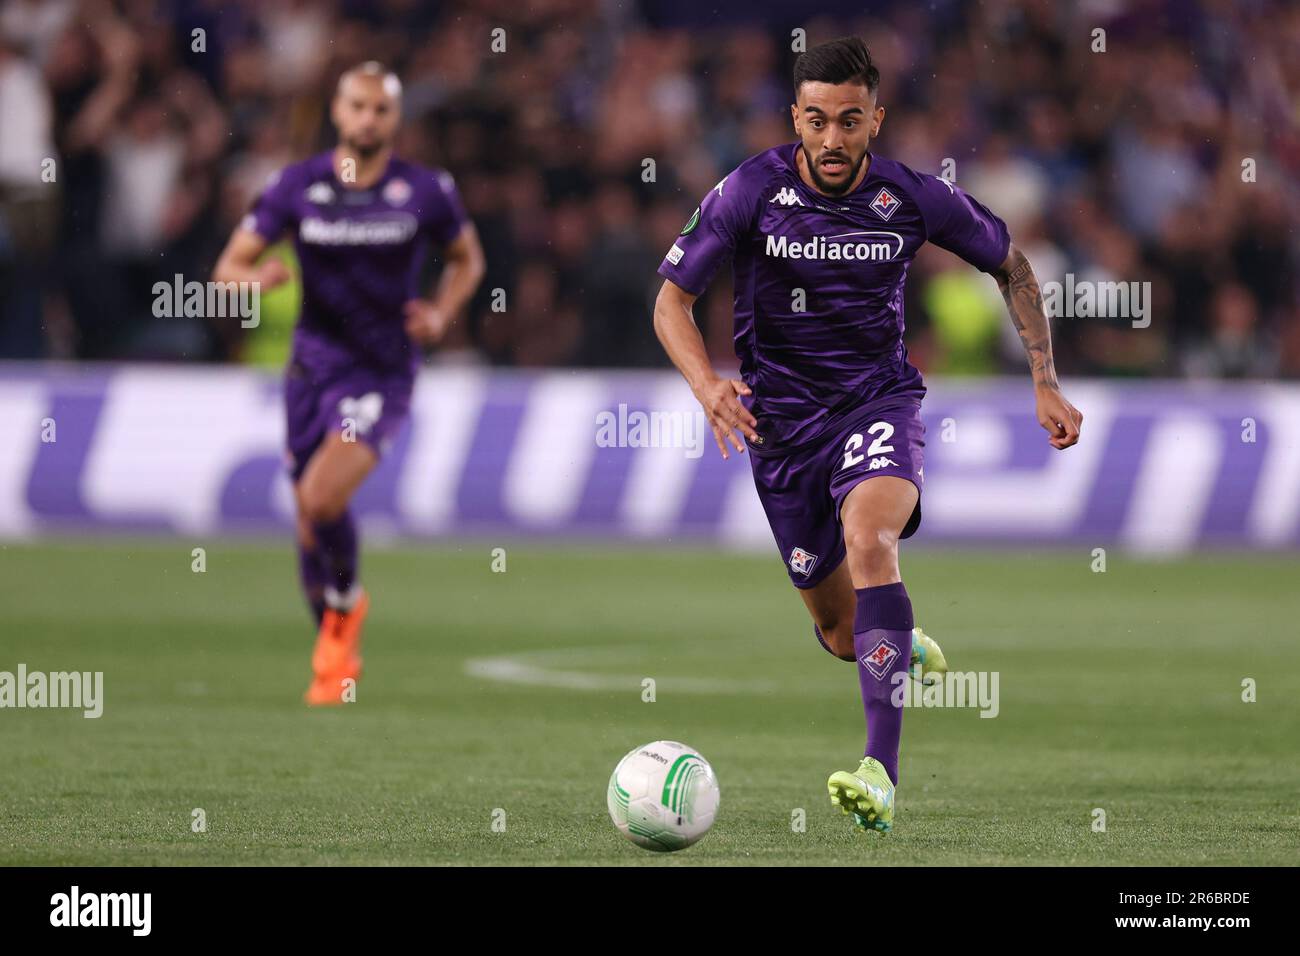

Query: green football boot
[[910, 626, 948, 685], [827, 756, 895, 834]]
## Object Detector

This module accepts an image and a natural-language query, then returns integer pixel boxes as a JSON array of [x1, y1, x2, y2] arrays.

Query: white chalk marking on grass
[[464, 647, 778, 694]]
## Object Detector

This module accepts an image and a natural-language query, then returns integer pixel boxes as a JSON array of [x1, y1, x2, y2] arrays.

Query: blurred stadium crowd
[[0, 0, 1297, 377]]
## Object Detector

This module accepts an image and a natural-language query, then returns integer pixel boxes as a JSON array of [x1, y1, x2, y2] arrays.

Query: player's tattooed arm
[[994, 245, 1057, 388], [993, 244, 1084, 449], [654, 279, 759, 459]]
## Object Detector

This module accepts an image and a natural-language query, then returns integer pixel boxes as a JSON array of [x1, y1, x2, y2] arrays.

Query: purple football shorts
[[284, 361, 412, 482], [747, 394, 925, 588]]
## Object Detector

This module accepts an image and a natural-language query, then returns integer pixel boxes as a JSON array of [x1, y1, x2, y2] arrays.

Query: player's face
[[332, 75, 401, 158], [791, 81, 883, 196]]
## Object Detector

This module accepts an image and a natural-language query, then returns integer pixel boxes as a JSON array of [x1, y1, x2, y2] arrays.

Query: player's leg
[[298, 432, 378, 705], [295, 376, 410, 705], [297, 431, 377, 609], [823, 399, 930, 832], [796, 560, 856, 661], [296, 501, 328, 625], [748, 445, 851, 641], [844, 473, 918, 760], [745, 437, 927, 669], [800, 555, 948, 681], [285, 367, 331, 626], [824, 474, 917, 832], [842, 473, 918, 771]]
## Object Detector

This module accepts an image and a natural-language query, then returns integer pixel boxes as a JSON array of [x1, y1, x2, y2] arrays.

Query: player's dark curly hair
[[793, 36, 880, 95]]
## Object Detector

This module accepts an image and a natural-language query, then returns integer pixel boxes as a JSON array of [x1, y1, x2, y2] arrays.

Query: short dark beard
[[348, 137, 386, 160], [802, 144, 869, 196]]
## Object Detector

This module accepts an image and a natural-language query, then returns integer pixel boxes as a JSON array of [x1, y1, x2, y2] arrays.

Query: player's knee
[[816, 620, 856, 661], [298, 481, 347, 526], [845, 524, 900, 575], [295, 513, 316, 551]]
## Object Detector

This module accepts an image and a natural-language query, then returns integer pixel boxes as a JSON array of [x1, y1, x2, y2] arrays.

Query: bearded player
[[654, 37, 1081, 833], [214, 62, 485, 705]]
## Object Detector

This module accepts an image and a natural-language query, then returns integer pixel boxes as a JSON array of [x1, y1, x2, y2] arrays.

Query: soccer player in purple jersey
[[654, 37, 1082, 832], [214, 62, 485, 706]]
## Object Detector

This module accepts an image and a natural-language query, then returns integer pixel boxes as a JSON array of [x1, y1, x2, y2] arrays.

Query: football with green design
[[607, 740, 719, 851]]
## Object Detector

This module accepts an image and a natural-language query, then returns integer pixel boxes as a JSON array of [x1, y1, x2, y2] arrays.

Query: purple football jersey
[[245, 152, 469, 379], [658, 142, 1009, 448]]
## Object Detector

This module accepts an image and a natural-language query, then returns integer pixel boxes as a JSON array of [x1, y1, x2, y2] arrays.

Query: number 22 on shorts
[[842, 421, 895, 469]]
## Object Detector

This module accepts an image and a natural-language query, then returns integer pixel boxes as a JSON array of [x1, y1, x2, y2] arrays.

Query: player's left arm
[[915, 172, 1082, 450], [991, 244, 1083, 450], [405, 222, 486, 346]]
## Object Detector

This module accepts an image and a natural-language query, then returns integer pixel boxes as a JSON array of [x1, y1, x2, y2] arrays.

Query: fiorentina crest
[[869, 187, 900, 221], [789, 547, 818, 576], [860, 638, 900, 678]]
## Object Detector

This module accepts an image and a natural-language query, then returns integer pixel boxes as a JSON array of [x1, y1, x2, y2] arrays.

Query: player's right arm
[[653, 279, 758, 459], [213, 169, 298, 289], [653, 169, 763, 459], [212, 227, 291, 289]]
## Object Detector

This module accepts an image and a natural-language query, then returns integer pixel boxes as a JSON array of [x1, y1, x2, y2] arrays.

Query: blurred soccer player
[[654, 37, 1081, 832], [214, 62, 485, 706]]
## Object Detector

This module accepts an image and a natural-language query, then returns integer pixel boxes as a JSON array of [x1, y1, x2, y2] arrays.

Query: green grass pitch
[[1, 538, 1296, 865]]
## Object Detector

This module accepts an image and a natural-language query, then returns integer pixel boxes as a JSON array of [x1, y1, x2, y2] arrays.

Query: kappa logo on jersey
[[306, 182, 335, 205], [869, 187, 900, 221], [867, 456, 899, 470], [860, 638, 900, 678], [713, 175, 728, 196], [789, 547, 818, 576], [383, 177, 412, 207], [769, 187, 803, 206]]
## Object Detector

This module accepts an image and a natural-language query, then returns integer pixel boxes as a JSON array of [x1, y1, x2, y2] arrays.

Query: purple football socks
[[298, 541, 327, 625], [312, 510, 359, 607], [852, 581, 914, 786]]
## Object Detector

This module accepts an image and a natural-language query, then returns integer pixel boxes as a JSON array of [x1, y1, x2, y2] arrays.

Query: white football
[[606, 740, 719, 852]]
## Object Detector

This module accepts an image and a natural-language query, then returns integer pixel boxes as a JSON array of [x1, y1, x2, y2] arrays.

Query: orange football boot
[[303, 589, 369, 706]]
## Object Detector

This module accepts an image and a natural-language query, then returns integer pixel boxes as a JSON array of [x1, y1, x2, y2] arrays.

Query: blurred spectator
[[1182, 282, 1279, 379], [0, 0, 1295, 380], [0, 32, 57, 358]]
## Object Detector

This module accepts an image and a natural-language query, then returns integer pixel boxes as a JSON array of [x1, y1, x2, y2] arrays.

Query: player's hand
[[1035, 382, 1082, 449], [693, 376, 759, 459], [403, 299, 451, 346], [254, 259, 292, 291]]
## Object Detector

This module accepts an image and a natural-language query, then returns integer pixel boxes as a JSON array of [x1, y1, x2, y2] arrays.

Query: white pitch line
[[464, 647, 779, 695]]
